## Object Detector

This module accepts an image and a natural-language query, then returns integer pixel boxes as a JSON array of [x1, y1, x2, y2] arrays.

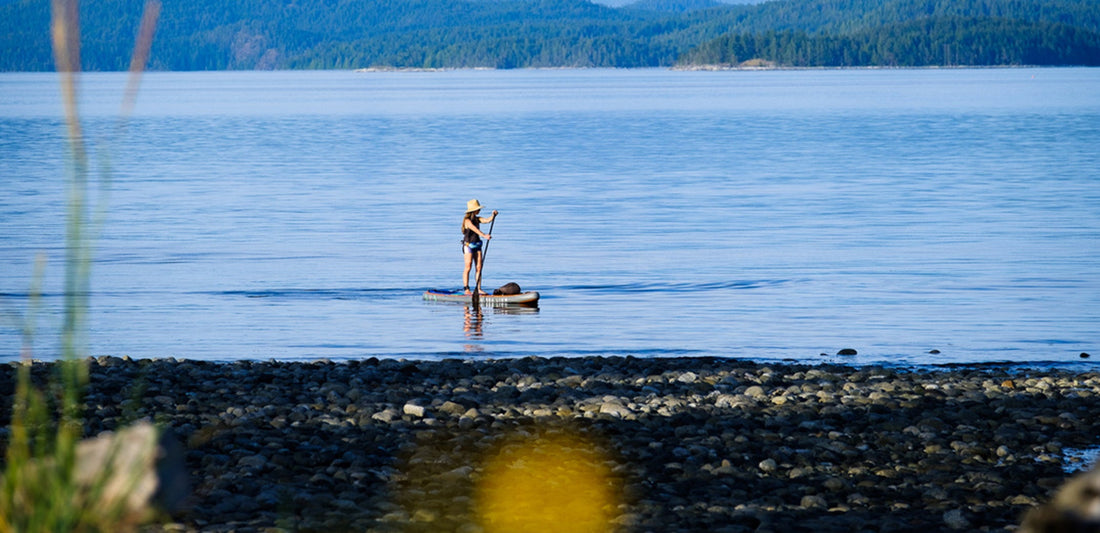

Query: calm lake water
[[1, 68, 1098, 366]]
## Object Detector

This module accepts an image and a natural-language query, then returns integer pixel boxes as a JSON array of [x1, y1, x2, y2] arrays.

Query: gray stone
[[800, 495, 828, 509], [714, 393, 740, 408], [599, 399, 634, 418], [72, 421, 189, 522], [372, 408, 399, 422], [943, 509, 970, 530], [439, 400, 467, 416], [403, 402, 426, 418], [237, 454, 267, 470], [744, 385, 766, 398]]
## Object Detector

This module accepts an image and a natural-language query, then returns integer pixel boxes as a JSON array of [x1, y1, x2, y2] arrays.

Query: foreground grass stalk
[[1, 0, 162, 531]]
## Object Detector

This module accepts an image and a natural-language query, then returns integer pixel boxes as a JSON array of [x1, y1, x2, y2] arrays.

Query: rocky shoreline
[[5, 356, 1100, 532]]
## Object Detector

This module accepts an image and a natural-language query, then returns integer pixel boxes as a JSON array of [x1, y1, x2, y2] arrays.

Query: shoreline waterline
[[22, 350, 1095, 371]]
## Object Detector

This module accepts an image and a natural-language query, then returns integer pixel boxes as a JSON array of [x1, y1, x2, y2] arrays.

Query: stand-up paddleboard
[[423, 289, 539, 307]]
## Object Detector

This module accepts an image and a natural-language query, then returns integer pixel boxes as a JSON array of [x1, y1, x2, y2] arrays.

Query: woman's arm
[[479, 210, 499, 224]]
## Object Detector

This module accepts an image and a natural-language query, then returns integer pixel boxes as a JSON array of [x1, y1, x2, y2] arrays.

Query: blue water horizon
[[1, 68, 1098, 366]]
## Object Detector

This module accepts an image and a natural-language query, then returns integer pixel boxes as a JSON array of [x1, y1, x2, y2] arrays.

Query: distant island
[[2, 0, 1098, 71]]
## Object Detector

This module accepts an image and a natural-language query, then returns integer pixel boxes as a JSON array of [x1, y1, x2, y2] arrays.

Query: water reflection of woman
[[464, 305, 483, 339], [461, 199, 498, 295]]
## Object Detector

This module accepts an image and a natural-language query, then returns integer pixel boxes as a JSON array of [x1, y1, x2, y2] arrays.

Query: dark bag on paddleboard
[[494, 282, 521, 295]]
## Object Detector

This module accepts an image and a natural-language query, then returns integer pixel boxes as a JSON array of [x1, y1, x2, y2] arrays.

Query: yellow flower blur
[[476, 433, 618, 533]]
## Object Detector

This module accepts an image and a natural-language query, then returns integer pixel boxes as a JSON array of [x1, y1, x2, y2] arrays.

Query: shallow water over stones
[[4, 356, 1100, 532]]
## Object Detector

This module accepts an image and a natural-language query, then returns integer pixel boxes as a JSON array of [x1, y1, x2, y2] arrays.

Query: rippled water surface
[[1, 68, 1098, 365]]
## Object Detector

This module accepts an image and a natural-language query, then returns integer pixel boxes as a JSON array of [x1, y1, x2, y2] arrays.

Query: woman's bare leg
[[473, 251, 486, 294], [463, 252, 474, 294]]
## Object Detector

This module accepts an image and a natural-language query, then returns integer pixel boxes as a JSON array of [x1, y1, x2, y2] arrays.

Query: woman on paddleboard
[[462, 199, 497, 295]]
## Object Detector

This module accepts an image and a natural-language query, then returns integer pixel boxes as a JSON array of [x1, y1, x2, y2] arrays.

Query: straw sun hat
[[466, 199, 483, 213]]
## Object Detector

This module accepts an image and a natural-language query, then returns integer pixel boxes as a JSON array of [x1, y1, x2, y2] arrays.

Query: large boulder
[[74, 421, 190, 523], [1019, 464, 1100, 532]]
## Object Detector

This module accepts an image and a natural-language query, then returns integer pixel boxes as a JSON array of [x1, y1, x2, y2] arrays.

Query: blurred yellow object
[[476, 433, 618, 533]]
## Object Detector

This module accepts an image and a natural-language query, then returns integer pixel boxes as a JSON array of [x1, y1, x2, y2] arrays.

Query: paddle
[[472, 215, 496, 309]]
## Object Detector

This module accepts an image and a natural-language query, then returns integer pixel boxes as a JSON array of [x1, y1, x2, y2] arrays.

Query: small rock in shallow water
[[837, 348, 858, 356], [1081, 352, 1091, 359]]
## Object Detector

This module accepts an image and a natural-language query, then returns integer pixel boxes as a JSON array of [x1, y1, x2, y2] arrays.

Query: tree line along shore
[[2, 0, 1099, 71]]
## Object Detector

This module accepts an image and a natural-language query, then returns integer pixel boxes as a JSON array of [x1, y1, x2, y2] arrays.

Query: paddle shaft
[[472, 217, 495, 308]]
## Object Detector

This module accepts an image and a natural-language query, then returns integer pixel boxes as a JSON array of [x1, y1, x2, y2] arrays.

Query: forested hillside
[[1, 0, 1098, 70], [679, 17, 1100, 67]]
